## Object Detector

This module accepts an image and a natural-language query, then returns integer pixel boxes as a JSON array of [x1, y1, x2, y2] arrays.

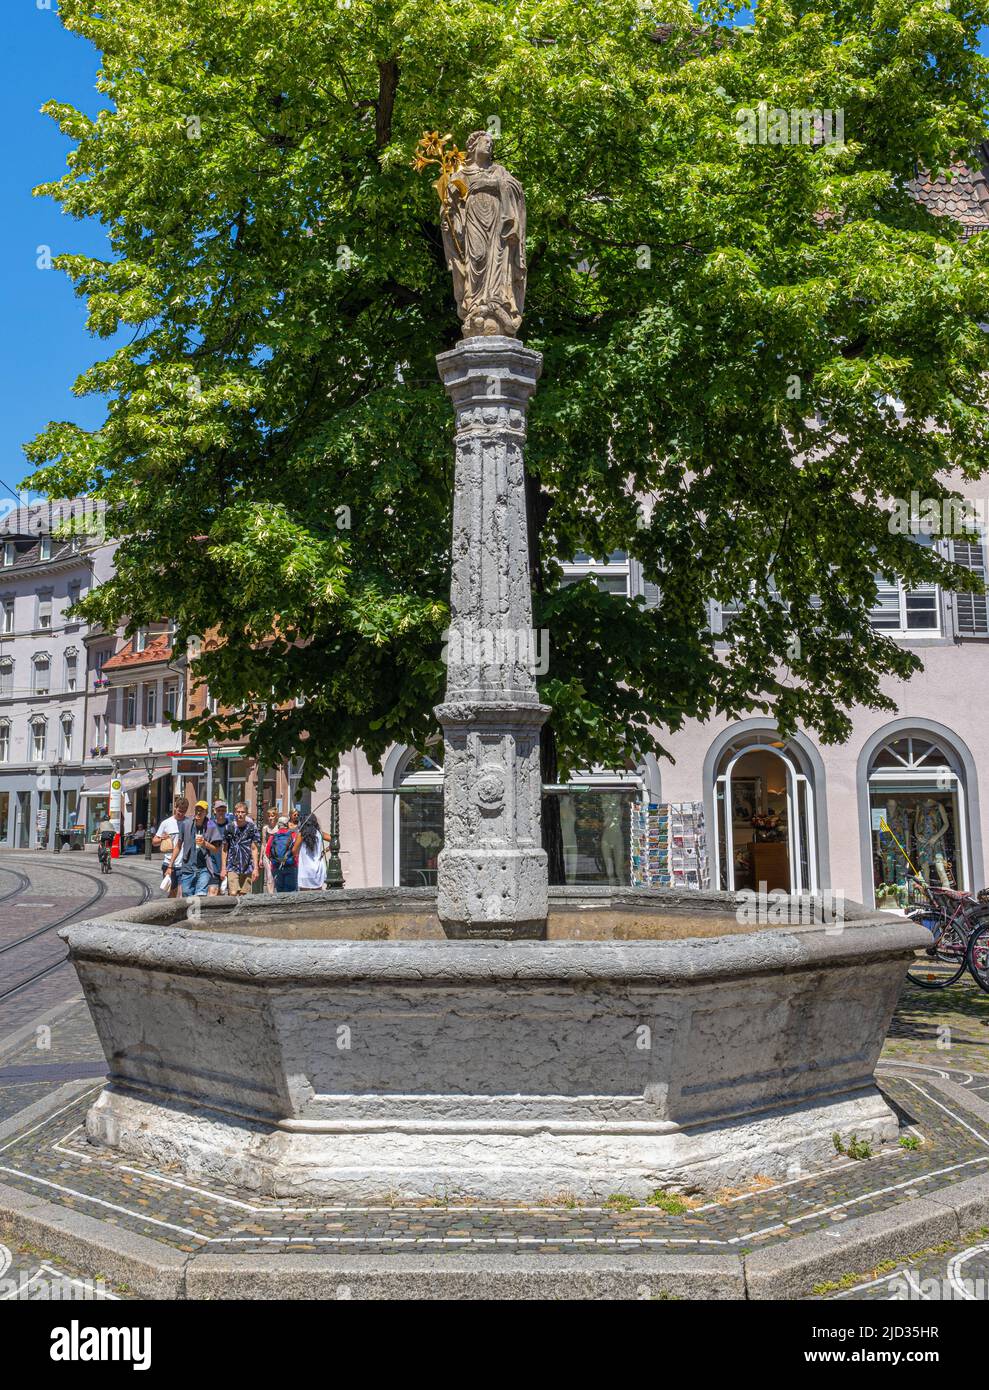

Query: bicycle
[[964, 890, 989, 995], [97, 837, 114, 875], [903, 874, 989, 990]]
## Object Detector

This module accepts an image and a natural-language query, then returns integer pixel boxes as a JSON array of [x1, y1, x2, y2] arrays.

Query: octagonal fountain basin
[[60, 888, 927, 1201]]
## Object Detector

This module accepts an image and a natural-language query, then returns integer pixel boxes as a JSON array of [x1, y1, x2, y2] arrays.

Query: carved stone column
[[435, 335, 550, 938]]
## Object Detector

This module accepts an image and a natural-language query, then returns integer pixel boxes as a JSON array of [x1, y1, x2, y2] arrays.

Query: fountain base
[[61, 888, 926, 1200]]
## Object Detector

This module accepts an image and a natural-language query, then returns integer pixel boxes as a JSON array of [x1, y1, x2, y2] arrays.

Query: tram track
[[0, 864, 32, 905], [0, 858, 153, 1007]]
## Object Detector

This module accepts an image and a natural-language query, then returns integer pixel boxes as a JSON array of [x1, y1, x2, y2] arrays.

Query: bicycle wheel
[[966, 918, 989, 995], [906, 921, 968, 989]]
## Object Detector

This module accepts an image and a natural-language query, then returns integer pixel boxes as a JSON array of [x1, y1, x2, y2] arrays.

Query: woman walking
[[297, 814, 331, 891], [261, 806, 278, 894]]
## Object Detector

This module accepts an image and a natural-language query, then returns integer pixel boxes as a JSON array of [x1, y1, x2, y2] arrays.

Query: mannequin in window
[[879, 798, 912, 888], [915, 798, 951, 888], [559, 794, 578, 884], [600, 795, 625, 885]]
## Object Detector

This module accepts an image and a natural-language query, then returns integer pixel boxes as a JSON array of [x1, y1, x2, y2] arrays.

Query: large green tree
[[28, 1, 989, 843]]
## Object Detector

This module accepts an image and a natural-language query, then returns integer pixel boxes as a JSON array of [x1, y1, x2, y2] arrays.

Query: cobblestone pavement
[[0, 1234, 128, 1301], [0, 878, 987, 1296], [0, 1072, 985, 1260], [883, 972, 989, 1077]]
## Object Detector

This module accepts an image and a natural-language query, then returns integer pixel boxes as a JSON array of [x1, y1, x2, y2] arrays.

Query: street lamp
[[51, 758, 65, 853], [141, 754, 158, 859], [326, 763, 344, 890]]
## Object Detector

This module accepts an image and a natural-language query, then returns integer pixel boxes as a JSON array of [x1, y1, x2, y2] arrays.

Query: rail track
[[0, 858, 153, 1009]]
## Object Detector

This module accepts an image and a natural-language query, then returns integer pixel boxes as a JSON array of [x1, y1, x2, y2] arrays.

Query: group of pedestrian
[[152, 798, 333, 897]]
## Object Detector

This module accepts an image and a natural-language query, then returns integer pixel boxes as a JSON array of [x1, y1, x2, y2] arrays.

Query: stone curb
[[0, 1182, 188, 1300], [742, 1196, 959, 1300], [184, 1251, 745, 1301], [0, 1074, 987, 1300]]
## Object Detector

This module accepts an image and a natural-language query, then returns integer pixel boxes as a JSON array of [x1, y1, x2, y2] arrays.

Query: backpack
[[271, 829, 296, 868]]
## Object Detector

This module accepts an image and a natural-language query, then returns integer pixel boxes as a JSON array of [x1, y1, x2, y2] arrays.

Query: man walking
[[168, 799, 222, 898], [153, 796, 187, 897], [209, 798, 231, 895], [222, 802, 260, 896]]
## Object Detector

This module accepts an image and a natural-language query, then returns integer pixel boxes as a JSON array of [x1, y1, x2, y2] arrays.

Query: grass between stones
[[811, 1225, 989, 1296]]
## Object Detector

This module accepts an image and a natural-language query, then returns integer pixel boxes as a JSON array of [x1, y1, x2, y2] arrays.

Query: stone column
[[435, 335, 550, 938]]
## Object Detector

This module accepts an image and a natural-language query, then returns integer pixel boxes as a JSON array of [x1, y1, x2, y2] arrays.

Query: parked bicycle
[[964, 889, 989, 995], [903, 874, 989, 992]]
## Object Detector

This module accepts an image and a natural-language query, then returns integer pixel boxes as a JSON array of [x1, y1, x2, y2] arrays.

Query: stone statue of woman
[[440, 130, 527, 338]]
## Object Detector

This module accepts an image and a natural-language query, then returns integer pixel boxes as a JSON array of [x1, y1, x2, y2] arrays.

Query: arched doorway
[[713, 733, 818, 893], [867, 731, 971, 899]]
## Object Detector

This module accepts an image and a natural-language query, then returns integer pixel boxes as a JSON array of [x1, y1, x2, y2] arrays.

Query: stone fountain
[[60, 131, 927, 1201]]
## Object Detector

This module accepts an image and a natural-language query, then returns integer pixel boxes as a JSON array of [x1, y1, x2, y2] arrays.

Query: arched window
[[867, 731, 970, 897]]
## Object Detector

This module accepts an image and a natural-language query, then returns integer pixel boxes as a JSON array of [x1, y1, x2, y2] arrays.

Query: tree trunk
[[523, 466, 565, 883], [541, 721, 566, 885]]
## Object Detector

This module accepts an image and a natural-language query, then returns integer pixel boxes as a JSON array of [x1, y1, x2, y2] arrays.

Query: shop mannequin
[[915, 798, 951, 888], [878, 797, 911, 888], [600, 795, 625, 885], [560, 795, 578, 884]]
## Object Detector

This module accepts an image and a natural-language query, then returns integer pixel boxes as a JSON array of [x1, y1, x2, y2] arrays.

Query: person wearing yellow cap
[[168, 799, 223, 896]]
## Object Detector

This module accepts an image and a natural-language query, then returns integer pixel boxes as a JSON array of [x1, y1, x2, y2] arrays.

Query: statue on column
[[413, 129, 527, 337]]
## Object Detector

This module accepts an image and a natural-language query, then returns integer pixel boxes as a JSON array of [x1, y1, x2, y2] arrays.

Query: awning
[[79, 768, 171, 799]]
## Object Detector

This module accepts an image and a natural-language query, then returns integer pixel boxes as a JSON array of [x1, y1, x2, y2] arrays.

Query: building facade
[[318, 501, 988, 908], [0, 504, 117, 848]]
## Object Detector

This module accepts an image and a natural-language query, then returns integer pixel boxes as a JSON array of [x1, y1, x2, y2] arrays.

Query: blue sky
[[1, 5, 986, 505], [0, 4, 121, 507]]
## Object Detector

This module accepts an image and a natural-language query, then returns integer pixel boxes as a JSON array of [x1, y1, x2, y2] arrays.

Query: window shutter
[[952, 536, 989, 636]]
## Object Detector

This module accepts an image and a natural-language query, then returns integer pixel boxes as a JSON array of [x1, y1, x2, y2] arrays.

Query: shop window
[[868, 733, 969, 901], [550, 775, 641, 885], [396, 751, 444, 887], [393, 751, 642, 887]]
